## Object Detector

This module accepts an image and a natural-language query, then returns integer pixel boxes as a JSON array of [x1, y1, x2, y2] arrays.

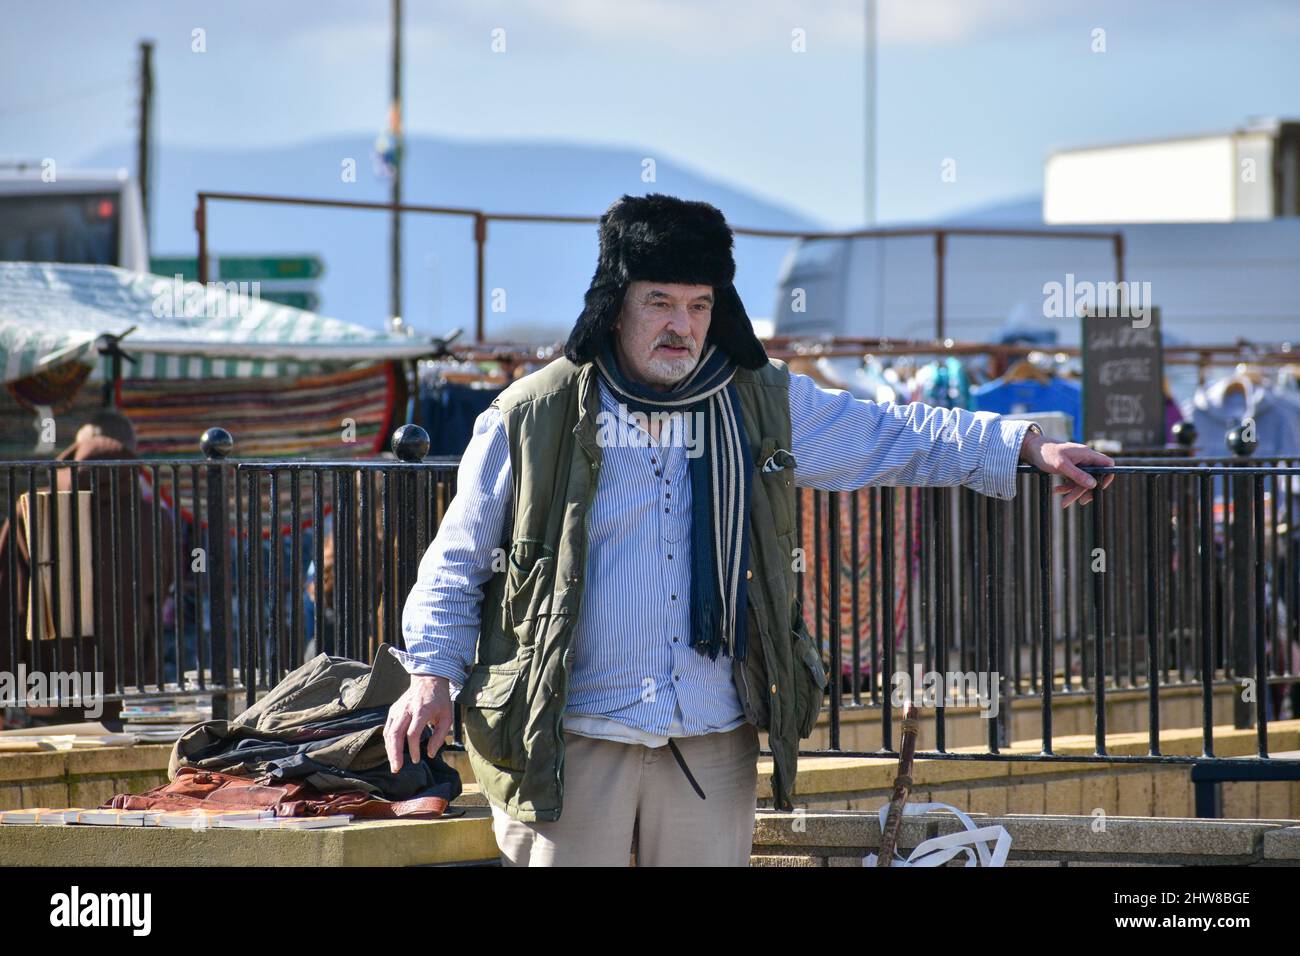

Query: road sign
[[259, 289, 321, 312], [149, 255, 324, 282], [217, 256, 323, 281], [149, 256, 199, 281]]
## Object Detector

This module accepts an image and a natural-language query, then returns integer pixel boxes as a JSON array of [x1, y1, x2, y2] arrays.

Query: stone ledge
[[1262, 826, 1300, 860], [752, 809, 1300, 864], [0, 806, 498, 867]]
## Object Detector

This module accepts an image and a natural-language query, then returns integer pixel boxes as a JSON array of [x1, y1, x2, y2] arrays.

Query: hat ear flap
[[564, 279, 625, 365], [708, 283, 768, 370]]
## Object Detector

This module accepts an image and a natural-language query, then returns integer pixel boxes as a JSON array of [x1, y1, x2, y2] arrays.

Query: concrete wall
[[797, 684, 1237, 753], [0, 744, 172, 813]]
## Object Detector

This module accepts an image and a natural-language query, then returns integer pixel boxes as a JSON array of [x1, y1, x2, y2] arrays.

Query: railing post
[[473, 214, 487, 342], [933, 231, 947, 340], [201, 427, 236, 721], [391, 425, 430, 637], [1227, 423, 1257, 730]]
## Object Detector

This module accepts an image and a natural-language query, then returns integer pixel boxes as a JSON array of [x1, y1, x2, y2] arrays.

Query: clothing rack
[[407, 336, 1297, 410]]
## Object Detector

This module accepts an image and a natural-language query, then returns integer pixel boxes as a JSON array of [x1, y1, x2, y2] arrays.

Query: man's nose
[[664, 307, 692, 335]]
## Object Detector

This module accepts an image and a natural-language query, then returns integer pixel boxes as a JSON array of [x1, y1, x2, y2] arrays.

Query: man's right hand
[[384, 675, 454, 773]]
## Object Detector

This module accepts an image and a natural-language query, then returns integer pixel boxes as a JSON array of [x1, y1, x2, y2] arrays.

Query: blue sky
[[3, 0, 1300, 228]]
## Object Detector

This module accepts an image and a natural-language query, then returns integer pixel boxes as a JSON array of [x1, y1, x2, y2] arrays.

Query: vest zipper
[[556, 453, 597, 809], [739, 655, 754, 721]]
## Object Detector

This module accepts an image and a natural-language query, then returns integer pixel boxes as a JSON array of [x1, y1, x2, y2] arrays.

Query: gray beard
[[643, 350, 699, 385]]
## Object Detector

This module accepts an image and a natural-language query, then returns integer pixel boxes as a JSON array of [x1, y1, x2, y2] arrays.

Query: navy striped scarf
[[594, 342, 753, 661]]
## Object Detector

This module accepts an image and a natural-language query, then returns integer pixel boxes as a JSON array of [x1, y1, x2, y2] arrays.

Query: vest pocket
[[461, 645, 534, 772], [507, 543, 556, 646], [755, 436, 795, 538], [791, 604, 829, 740]]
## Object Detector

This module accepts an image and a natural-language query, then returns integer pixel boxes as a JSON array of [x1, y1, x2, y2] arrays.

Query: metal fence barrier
[[2, 431, 1298, 773]]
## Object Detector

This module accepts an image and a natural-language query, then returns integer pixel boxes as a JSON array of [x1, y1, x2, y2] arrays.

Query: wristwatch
[[1023, 422, 1044, 439]]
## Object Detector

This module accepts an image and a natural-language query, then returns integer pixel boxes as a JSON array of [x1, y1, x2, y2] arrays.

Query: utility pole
[[863, 0, 876, 226], [137, 39, 155, 252], [389, 0, 403, 325]]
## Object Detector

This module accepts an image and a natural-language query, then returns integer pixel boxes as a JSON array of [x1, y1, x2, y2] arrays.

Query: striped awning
[[0, 262, 437, 385]]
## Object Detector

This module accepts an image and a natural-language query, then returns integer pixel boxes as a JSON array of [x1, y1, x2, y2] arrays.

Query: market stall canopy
[[0, 262, 437, 385]]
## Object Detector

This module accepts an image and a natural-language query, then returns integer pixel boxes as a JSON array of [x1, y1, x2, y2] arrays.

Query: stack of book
[[119, 696, 211, 742]]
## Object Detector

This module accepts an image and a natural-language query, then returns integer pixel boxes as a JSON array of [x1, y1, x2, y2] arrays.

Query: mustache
[[653, 333, 696, 351]]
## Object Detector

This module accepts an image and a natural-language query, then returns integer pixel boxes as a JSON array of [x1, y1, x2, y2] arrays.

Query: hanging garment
[[420, 382, 505, 457], [1181, 376, 1300, 458], [1164, 395, 1184, 444], [972, 376, 1083, 442], [166, 645, 461, 808], [798, 486, 911, 679], [915, 357, 975, 410]]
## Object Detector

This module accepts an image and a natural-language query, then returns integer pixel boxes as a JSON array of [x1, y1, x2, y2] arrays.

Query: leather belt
[[666, 739, 706, 800]]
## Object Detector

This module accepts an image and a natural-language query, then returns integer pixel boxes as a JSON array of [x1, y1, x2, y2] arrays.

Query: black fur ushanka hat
[[563, 193, 768, 370]]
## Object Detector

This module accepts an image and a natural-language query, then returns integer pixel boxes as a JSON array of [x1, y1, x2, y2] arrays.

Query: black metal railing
[[797, 458, 1300, 767], [2, 431, 1298, 772]]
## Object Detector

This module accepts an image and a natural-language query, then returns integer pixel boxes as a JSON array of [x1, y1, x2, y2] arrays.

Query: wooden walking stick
[[875, 702, 920, 867]]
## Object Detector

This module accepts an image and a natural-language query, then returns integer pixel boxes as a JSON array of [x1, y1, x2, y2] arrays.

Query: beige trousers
[[490, 723, 760, 866]]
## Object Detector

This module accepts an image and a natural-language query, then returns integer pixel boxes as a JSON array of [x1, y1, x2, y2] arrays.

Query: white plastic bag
[[862, 801, 1011, 867]]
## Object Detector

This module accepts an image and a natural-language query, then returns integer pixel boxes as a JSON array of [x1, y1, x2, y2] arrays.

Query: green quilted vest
[[459, 356, 827, 822]]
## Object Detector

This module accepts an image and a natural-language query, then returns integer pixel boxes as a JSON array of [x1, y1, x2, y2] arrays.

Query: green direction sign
[[217, 255, 323, 281], [259, 289, 321, 311], [148, 255, 324, 282], [149, 256, 199, 281]]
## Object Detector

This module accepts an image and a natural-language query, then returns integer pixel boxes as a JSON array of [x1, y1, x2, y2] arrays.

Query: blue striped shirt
[[394, 369, 1031, 743]]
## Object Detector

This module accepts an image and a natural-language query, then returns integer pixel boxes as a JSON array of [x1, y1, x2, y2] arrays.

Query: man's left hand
[[1019, 431, 1116, 508]]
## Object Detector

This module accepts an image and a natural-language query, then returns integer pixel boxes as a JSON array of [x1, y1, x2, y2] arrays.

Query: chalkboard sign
[[1081, 306, 1165, 448]]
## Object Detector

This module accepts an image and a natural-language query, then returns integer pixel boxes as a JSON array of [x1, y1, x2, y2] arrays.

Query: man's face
[[612, 280, 714, 389]]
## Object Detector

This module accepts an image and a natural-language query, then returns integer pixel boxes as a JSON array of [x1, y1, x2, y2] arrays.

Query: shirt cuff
[[979, 418, 1033, 500], [385, 646, 465, 700]]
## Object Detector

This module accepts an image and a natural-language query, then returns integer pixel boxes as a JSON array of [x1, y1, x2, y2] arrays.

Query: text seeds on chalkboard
[[1081, 307, 1165, 449]]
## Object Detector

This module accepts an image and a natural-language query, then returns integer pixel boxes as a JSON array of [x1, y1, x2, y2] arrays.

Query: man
[[384, 193, 1114, 866], [0, 411, 174, 726]]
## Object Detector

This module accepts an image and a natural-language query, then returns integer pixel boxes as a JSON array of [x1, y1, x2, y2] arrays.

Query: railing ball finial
[[392, 424, 430, 463], [1171, 420, 1197, 448], [200, 427, 234, 459], [1225, 423, 1256, 458]]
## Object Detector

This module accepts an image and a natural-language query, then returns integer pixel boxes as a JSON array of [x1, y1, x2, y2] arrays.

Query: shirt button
[[674, 674, 680, 681], [770, 683, 777, 694], [665, 493, 671, 499], [655, 470, 662, 476], [671, 594, 677, 600], [746, 569, 753, 580], [664, 507, 670, 513], [667, 553, 673, 560], [672, 636, 679, 643]]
